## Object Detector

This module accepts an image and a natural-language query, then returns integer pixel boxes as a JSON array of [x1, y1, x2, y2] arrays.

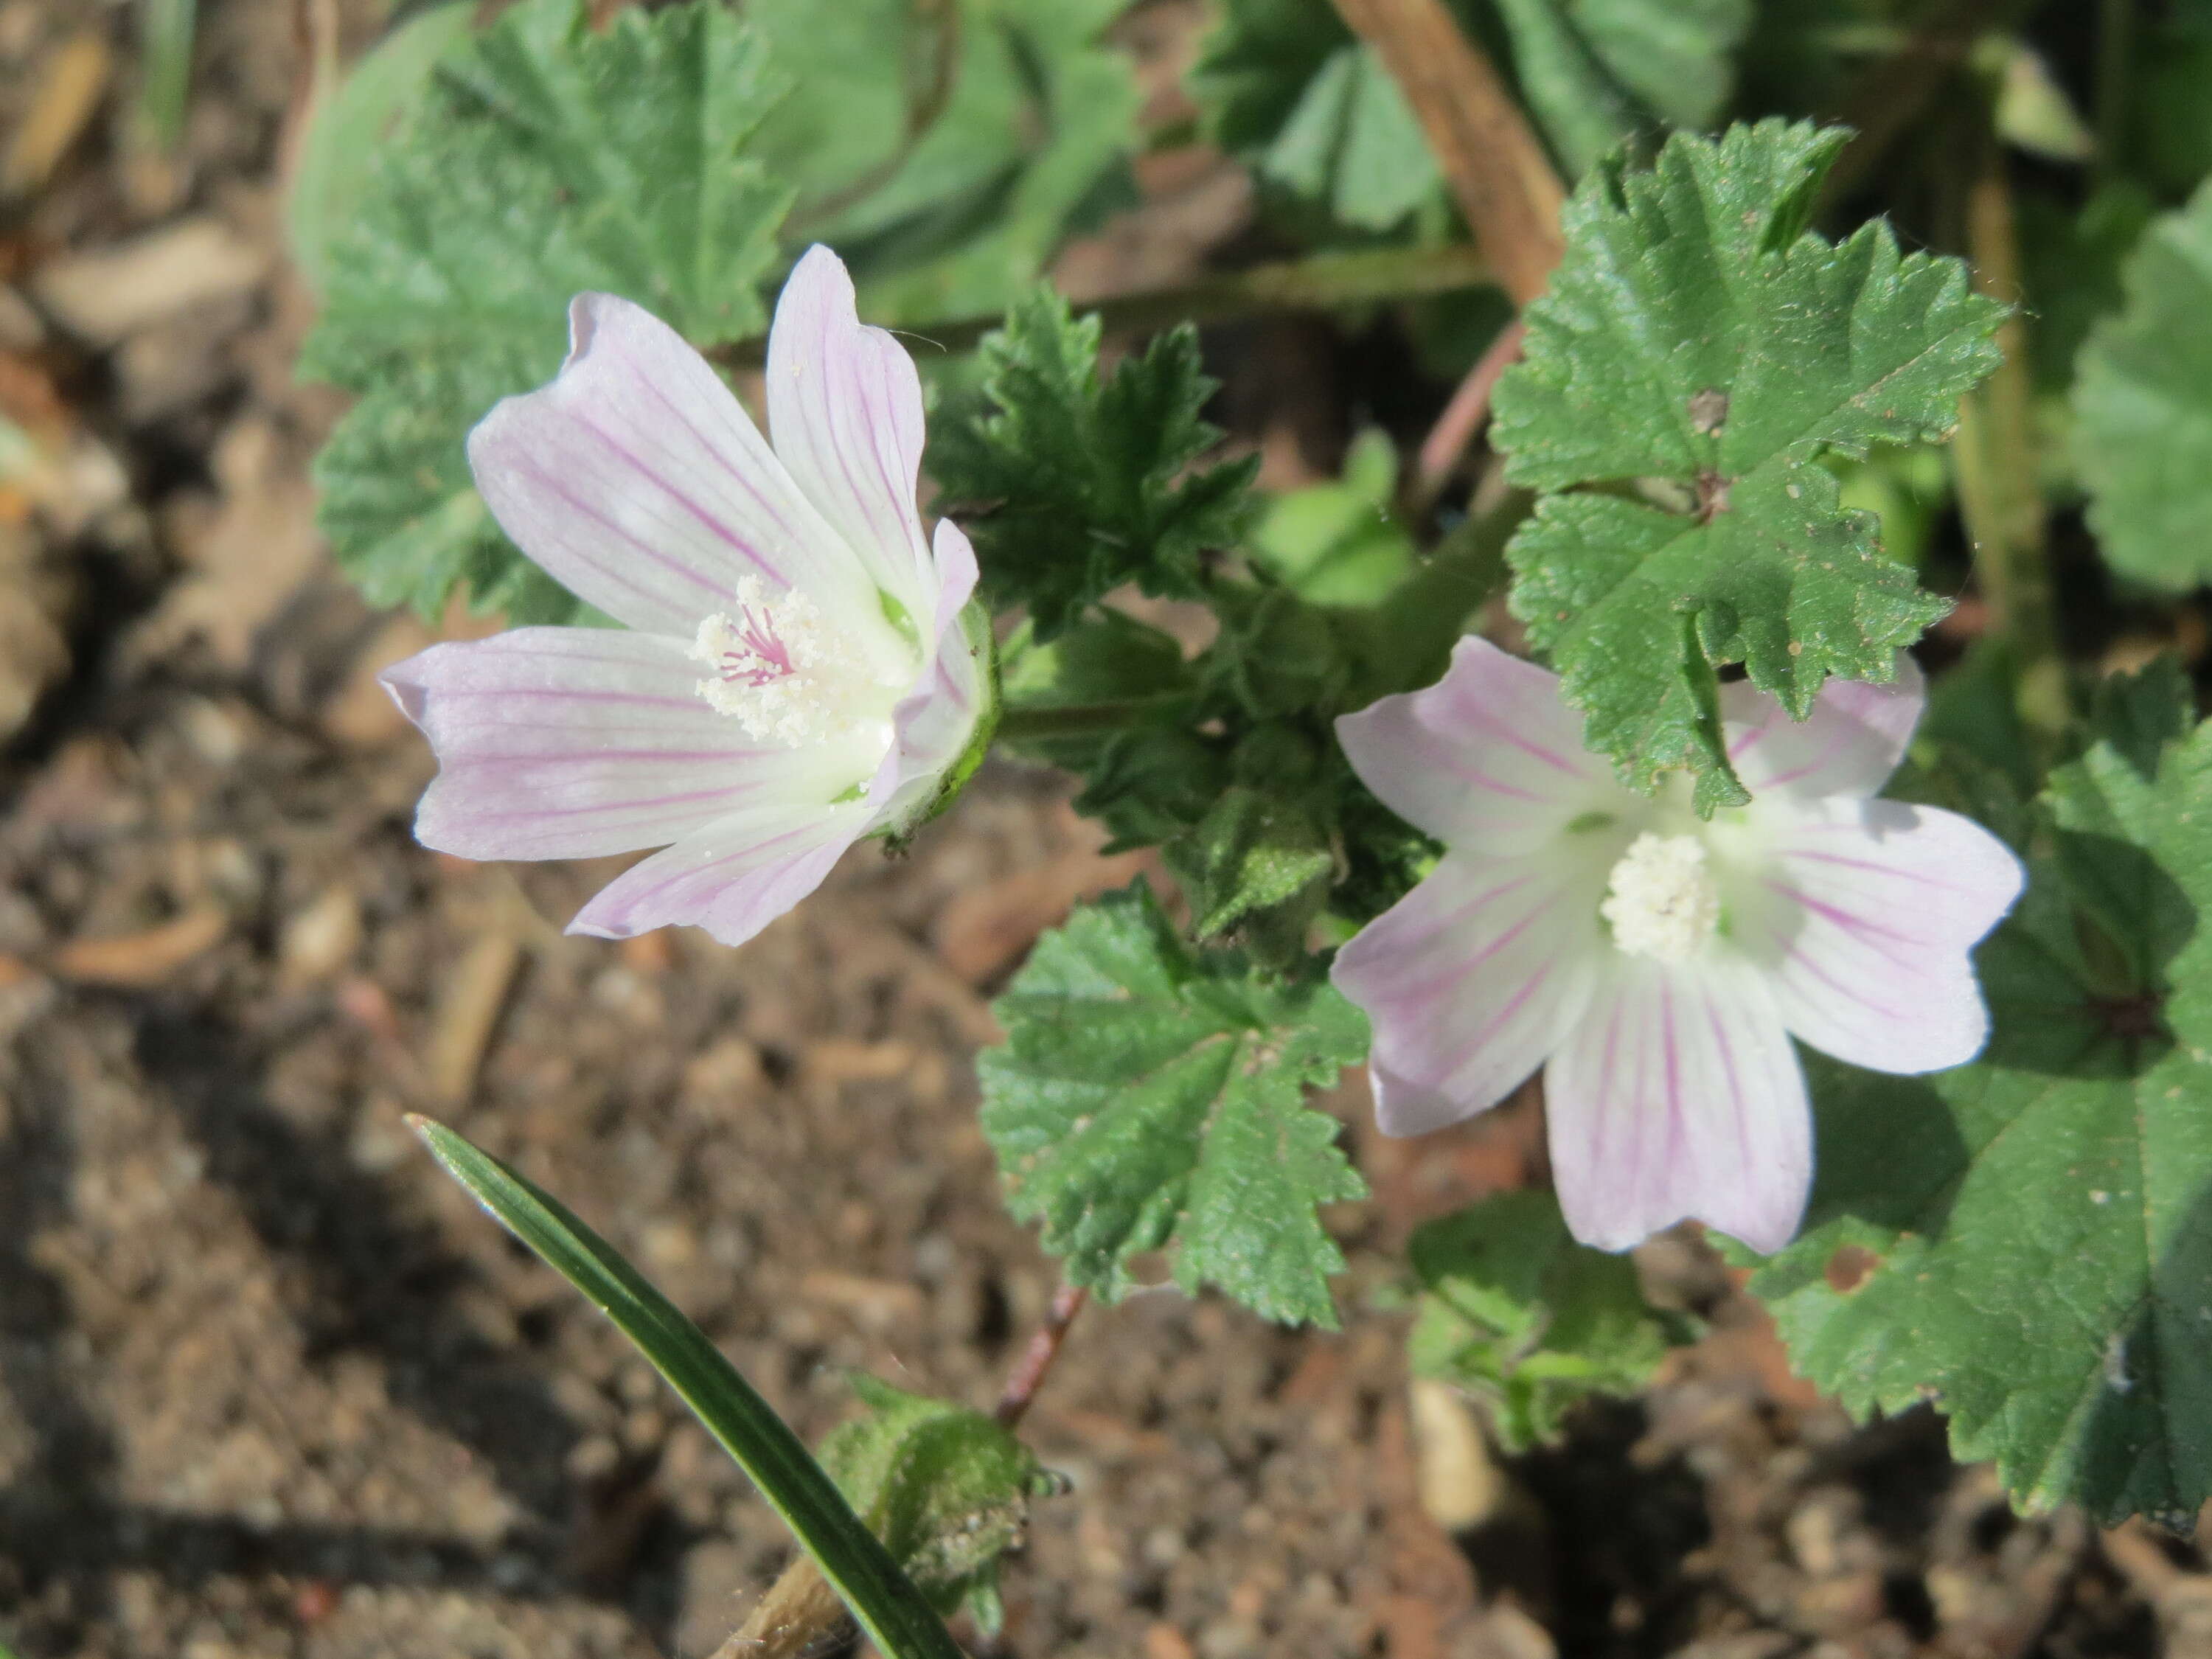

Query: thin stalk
[[1950, 115, 2067, 740], [136, 0, 196, 152], [711, 243, 1494, 369], [996, 698, 1186, 743], [996, 1284, 1088, 1427], [1326, 0, 1565, 307]]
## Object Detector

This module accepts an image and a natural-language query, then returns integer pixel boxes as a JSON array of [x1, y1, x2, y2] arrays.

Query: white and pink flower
[[382, 247, 992, 947], [1332, 640, 2023, 1253]]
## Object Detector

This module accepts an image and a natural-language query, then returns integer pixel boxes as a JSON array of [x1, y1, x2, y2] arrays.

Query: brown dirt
[[0, 2, 2199, 1657]]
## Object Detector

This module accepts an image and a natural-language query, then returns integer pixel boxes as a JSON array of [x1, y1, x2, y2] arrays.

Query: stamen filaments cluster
[[1600, 832, 1723, 963], [689, 576, 900, 748]]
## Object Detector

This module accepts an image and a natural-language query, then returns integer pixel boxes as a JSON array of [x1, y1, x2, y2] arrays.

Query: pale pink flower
[[1332, 640, 2023, 1253], [381, 247, 991, 946]]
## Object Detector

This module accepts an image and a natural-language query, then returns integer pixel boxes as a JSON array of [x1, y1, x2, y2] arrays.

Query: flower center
[[689, 576, 902, 748], [1600, 832, 1722, 964]]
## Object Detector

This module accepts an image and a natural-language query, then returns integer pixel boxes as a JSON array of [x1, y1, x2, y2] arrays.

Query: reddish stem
[[1414, 316, 1526, 505], [995, 1284, 1088, 1428]]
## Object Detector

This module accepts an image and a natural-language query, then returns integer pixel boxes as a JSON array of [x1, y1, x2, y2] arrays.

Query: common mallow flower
[[1332, 639, 2023, 1253], [381, 247, 992, 946]]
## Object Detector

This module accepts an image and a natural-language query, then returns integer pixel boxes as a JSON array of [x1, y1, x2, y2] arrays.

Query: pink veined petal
[[467, 293, 883, 640], [1733, 796, 2024, 1074], [1337, 637, 1618, 855], [767, 246, 935, 628], [1722, 652, 1925, 801], [382, 627, 864, 861], [1546, 955, 1811, 1254], [866, 518, 987, 830], [566, 794, 874, 947], [1333, 849, 1608, 1137]]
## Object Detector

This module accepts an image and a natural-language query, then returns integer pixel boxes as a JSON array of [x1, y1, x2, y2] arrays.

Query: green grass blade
[[136, 0, 197, 151], [411, 1117, 966, 1659]]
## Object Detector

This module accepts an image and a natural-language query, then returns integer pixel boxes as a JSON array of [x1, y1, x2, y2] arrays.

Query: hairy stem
[[995, 698, 1187, 744], [712, 243, 1495, 369], [1413, 318, 1526, 510], [1326, 0, 1565, 308], [996, 1284, 1088, 1428]]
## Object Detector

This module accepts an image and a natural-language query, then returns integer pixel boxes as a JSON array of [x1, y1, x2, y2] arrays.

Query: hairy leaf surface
[[978, 883, 1367, 1326], [1492, 121, 2003, 808], [1745, 667, 2212, 1524]]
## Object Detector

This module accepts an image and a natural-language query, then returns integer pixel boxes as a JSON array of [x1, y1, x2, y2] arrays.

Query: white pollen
[[1600, 832, 1722, 963], [689, 576, 900, 748]]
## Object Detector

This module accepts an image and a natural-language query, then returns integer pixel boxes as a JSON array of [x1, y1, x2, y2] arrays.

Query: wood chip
[[52, 906, 227, 987], [427, 933, 521, 1105], [3, 31, 111, 197], [32, 218, 269, 345]]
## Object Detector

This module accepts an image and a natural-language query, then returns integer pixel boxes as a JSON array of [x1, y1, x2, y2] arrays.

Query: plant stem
[[712, 244, 1495, 369], [1326, 0, 1565, 308], [996, 1284, 1088, 1428], [1950, 111, 2067, 739], [136, 0, 196, 153], [1413, 317, 1526, 510], [995, 698, 1187, 744]]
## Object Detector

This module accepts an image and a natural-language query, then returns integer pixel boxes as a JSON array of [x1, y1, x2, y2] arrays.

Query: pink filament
[[718, 603, 796, 687]]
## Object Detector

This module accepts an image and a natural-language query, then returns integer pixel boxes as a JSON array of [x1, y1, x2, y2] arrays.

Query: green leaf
[[1742, 672, 2212, 1525], [287, 2, 474, 297], [1258, 42, 1437, 232], [817, 1374, 1057, 1615], [997, 611, 1200, 774], [747, 0, 1140, 322], [299, 0, 793, 622], [1246, 428, 1421, 607], [1408, 1190, 1695, 1453], [978, 882, 1369, 1326], [2073, 177, 2212, 592], [1189, 0, 1439, 234], [1492, 0, 1753, 177], [1491, 120, 2004, 810], [1192, 0, 1749, 227], [929, 287, 1259, 636], [411, 1120, 965, 1659], [1165, 784, 1335, 961]]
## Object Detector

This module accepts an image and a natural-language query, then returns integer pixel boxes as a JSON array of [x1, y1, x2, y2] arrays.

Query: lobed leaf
[[1744, 666, 2212, 1525], [929, 288, 1259, 637], [1408, 1190, 1695, 1452], [978, 883, 1368, 1326], [300, 0, 793, 624], [2073, 175, 2212, 592], [1492, 119, 2004, 809]]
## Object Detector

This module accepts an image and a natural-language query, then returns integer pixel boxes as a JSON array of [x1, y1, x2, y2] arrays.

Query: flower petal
[[1546, 956, 1811, 1253], [1333, 849, 1607, 1136], [767, 246, 935, 626], [467, 293, 885, 641], [383, 627, 868, 861], [1723, 653, 1924, 801], [566, 795, 872, 947], [866, 518, 987, 830], [1734, 796, 2024, 1074], [1337, 637, 1618, 854]]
